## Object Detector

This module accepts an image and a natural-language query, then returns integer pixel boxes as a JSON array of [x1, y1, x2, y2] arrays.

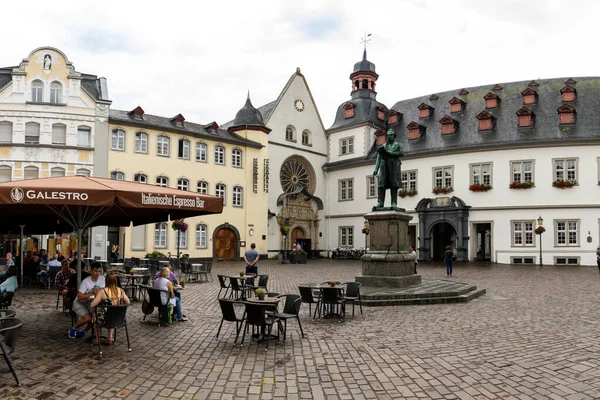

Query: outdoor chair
[[298, 286, 319, 319], [216, 299, 246, 345], [317, 287, 345, 321], [198, 264, 209, 282], [240, 302, 281, 350], [56, 288, 66, 311], [249, 275, 269, 294], [143, 287, 170, 326], [93, 304, 131, 356], [343, 282, 363, 317], [0, 309, 16, 319], [273, 294, 304, 340], [0, 317, 23, 386], [0, 292, 15, 309], [205, 262, 213, 282], [228, 277, 244, 300], [188, 264, 204, 282], [217, 275, 230, 298]]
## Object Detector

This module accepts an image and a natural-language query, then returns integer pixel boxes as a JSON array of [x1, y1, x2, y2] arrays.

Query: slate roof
[[328, 94, 388, 132], [232, 95, 265, 127], [109, 109, 263, 149], [0, 68, 14, 92]]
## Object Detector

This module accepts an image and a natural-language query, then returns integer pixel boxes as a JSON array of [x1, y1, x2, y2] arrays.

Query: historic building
[[324, 50, 600, 265], [0, 47, 111, 258]]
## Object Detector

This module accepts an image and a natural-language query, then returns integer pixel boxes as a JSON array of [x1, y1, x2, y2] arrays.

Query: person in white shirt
[[409, 245, 418, 274], [48, 254, 61, 267], [69, 263, 105, 339]]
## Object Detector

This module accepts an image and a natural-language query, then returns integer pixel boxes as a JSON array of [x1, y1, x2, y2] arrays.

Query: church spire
[[350, 49, 379, 99]]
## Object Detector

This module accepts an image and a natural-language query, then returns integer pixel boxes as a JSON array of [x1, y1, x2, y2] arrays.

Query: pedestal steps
[[359, 280, 486, 306]]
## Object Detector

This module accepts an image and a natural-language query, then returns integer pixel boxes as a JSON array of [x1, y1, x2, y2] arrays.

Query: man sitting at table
[[24, 253, 40, 286], [55, 259, 76, 311], [69, 262, 105, 339], [0, 266, 18, 302], [69, 252, 86, 270], [0, 252, 15, 282], [39, 249, 49, 264]]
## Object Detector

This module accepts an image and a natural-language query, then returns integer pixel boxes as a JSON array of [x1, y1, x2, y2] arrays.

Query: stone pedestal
[[356, 211, 421, 288]]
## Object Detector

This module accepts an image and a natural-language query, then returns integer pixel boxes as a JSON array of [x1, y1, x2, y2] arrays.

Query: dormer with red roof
[[418, 103, 434, 118], [377, 105, 387, 121], [343, 102, 355, 119], [476, 111, 495, 131], [560, 86, 576, 102], [439, 115, 458, 135], [406, 121, 426, 140], [205, 121, 219, 134], [521, 88, 538, 105], [170, 114, 185, 128], [129, 106, 145, 120], [492, 84, 503, 91], [459, 89, 469, 95], [483, 92, 500, 109], [528, 80, 539, 87], [387, 110, 401, 125], [558, 104, 576, 124], [449, 97, 466, 113], [516, 107, 535, 127]]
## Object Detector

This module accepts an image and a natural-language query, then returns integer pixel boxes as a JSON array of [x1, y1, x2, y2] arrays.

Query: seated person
[[153, 267, 187, 322], [39, 249, 49, 264], [155, 265, 181, 299], [90, 272, 130, 345], [0, 252, 15, 282], [69, 252, 86, 270], [69, 262, 105, 339], [0, 266, 18, 301], [24, 253, 40, 285], [55, 260, 76, 311], [56, 250, 65, 262]]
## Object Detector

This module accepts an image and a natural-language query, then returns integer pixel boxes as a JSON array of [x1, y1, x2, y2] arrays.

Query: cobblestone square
[[3, 259, 600, 400]]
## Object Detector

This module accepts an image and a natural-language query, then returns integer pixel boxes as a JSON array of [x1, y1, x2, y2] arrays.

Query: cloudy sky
[[3, 0, 598, 127]]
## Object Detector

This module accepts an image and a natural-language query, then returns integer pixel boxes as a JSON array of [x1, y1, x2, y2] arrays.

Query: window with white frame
[[511, 161, 533, 183], [340, 137, 354, 155], [0, 122, 12, 143], [512, 221, 534, 246], [51, 124, 66, 145], [134, 173, 147, 184], [302, 130, 311, 146], [197, 181, 208, 194], [178, 139, 190, 159], [339, 226, 354, 247], [0, 166, 11, 182], [176, 229, 187, 248], [339, 179, 354, 201], [156, 176, 168, 187], [233, 186, 243, 207], [366, 176, 377, 198], [23, 166, 39, 180], [401, 170, 417, 191], [471, 163, 491, 185], [135, 132, 148, 153], [433, 166, 453, 188], [232, 149, 242, 168], [196, 142, 207, 162], [286, 125, 296, 141], [556, 220, 578, 246], [110, 171, 124, 180], [77, 126, 91, 147], [216, 183, 226, 204], [154, 222, 167, 248], [195, 224, 207, 248], [50, 167, 65, 177], [25, 122, 40, 144], [50, 81, 62, 103], [76, 169, 90, 176], [111, 129, 125, 151], [554, 158, 577, 182], [31, 80, 43, 102], [157, 135, 170, 156], [177, 178, 189, 191], [215, 145, 225, 165]]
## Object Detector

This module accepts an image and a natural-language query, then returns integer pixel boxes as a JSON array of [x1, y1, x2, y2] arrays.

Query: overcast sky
[[3, 0, 598, 128]]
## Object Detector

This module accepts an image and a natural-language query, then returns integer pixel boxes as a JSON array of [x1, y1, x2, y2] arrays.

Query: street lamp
[[276, 214, 295, 263], [363, 220, 369, 254], [537, 215, 544, 266]]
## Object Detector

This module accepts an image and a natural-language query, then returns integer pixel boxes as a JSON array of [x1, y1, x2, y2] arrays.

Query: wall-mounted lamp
[[249, 228, 255, 236]]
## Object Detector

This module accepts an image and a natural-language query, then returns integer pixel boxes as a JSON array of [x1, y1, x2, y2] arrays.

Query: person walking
[[444, 245, 454, 277], [409, 245, 418, 274], [596, 246, 600, 273]]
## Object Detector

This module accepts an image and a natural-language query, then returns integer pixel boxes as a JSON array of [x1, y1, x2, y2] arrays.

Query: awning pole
[[77, 229, 83, 287], [19, 225, 25, 286]]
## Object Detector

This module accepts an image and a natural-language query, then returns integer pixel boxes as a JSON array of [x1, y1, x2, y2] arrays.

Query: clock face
[[294, 99, 305, 112]]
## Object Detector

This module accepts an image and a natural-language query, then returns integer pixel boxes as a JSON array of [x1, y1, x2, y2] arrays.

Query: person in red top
[[55, 260, 76, 311]]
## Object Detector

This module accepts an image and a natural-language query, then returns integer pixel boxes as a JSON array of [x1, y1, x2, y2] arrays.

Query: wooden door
[[214, 228, 237, 260], [291, 227, 305, 249]]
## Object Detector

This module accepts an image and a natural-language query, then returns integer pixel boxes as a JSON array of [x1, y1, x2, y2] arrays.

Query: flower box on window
[[509, 181, 535, 189], [552, 180, 577, 189], [469, 184, 492, 192], [398, 189, 418, 198], [432, 187, 453, 195]]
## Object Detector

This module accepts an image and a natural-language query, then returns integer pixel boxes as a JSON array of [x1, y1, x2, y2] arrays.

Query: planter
[[509, 181, 535, 189], [292, 253, 307, 264], [398, 189, 418, 198], [432, 187, 453, 195], [469, 184, 492, 192], [257, 293, 265, 300], [552, 180, 577, 189]]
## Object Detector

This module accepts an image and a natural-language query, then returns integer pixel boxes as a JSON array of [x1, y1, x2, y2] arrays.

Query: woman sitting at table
[[153, 267, 187, 322], [154, 265, 181, 299], [90, 272, 130, 345]]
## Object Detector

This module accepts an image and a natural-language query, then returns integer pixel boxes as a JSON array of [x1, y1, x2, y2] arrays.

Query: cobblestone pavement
[[3, 259, 600, 400]]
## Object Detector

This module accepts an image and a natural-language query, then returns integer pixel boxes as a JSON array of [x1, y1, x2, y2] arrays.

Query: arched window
[[215, 183, 226, 204], [134, 173, 147, 184], [286, 125, 296, 142], [135, 132, 148, 153], [31, 80, 43, 102], [233, 186, 243, 207], [232, 149, 242, 167], [50, 167, 65, 177], [156, 176, 169, 187], [154, 222, 167, 248], [50, 81, 62, 103], [111, 128, 125, 151], [76, 169, 90, 176], [25, 122, 40, 144], [177, 178, 189, 191], [197, 180, 208, 194], [0, 166, 12, 182], [24, 166, 39, 180], [214, 145, 225, 165], [110, 171, 124, 180], [196, 142, 207, 162], [0, 122, 13, 143], [302, 130, 311, 146], [178, 139, 190, 159], [195, 224, 208, 248], [157, 135, 170, 156], [77, 126, 91, 147], [51, 124, 66, 145]]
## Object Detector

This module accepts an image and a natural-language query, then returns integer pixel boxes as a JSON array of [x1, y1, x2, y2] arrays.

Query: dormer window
[[129, 106, 145, 120], [429, 94, 439, 100], [521, 88, 538, 105], [343, 102, 355, 119], [459, 89, 469, 95], [476, 111, 495, 131], [558, 104, 576, 124], [528, 80, 539, 87], [439, 115, 458, 135], [418, 103, 434, 118], [492, 84, 503, 91], [483, 93, 500, 109], [206, 122, 219, 134], [374, 130, 386, 145], [171, 114, 185, 128], [406, 122, 425, 140], [516, 107, 535, 127], [560, 86, 576, 102], [449, 97, 466, 113], [565, 77, 577, 84], [388, 110, 400, 124], [377, 105, 387, 121]]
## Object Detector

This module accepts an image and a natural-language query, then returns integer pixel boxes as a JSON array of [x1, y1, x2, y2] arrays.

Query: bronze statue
[[373, 128, 404, 210]]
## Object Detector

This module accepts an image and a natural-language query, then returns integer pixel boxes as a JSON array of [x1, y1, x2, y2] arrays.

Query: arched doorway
[[213, 224, 240, 260], [431, 222, 457, 261], [291, 227, 304, 250]]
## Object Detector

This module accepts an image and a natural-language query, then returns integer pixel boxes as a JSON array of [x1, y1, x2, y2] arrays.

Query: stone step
[[360, 288, 486, 306]]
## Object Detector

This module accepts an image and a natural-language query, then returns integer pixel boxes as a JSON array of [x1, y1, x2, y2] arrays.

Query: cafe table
[[245, 296, 281, 342], [230, 274, 256, 300]]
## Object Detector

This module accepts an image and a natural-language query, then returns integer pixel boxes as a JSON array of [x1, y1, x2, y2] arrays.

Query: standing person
[[295, 242, 302, 251], [596, 246, 600, 273], [444, 245, 454, 277], [69, 262, 105, 339], [409, 245, 418, 274], [244, 243, 259, 276]]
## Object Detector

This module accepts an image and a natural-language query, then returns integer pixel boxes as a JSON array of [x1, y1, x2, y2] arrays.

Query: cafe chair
[[0, 292, 15, 310], [0, 309, 16, 318], [317, 287, 345, 321], [217, 275, 230, 298], [216, 299, 245, 345], [143, 287, 170, 326], [205, 262, 214, 282], [342, 282, 363, 317], [94, 304, 131, 356], [0, 317, 23, 386], [273, 294, 304, 340], [228, 278, 244, 300], [240, 302, 281, 350], [249, 275, 269, 295], [298, 286, 319, 319]]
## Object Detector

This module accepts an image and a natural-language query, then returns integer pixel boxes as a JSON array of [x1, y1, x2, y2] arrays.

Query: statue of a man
[[373, 128, 404, 209]]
